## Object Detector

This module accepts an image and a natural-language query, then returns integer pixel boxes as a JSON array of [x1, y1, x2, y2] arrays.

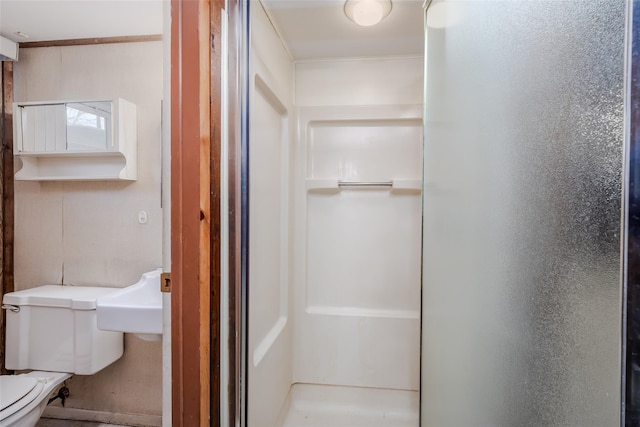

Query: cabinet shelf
[[16, 150, 125, 158]]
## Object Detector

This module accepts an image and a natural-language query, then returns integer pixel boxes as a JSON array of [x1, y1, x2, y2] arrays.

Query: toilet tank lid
[[3, 285, 119, 310]]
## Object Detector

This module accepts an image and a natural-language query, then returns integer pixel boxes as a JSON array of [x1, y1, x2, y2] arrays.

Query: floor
[[37, 385, 418, 427], [278, 384, 419, 427], [36, 419, 124, 427]]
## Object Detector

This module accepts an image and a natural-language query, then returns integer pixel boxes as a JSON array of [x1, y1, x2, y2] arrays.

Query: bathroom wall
[[291, 57, 424, 390], [13, 41, 163, 424], [248, 4, 294, 427], [295, 57, 424, 107]]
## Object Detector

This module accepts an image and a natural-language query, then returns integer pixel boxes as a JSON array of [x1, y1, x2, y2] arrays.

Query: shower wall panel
[[293, 106, 422, 390], [305, 117, 422, 316], [295, 58, 423, 107], [292, 56, 423, 392], [422, 1, 625, 426], [248, 4, 294, 426]]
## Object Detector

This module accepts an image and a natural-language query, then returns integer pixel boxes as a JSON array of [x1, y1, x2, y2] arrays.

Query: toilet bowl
[[1, 285, 124, 427], [0, 371, 70, 427]]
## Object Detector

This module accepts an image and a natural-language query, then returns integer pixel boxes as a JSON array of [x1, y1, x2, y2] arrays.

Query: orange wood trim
[[170, 0, 186, 418], [171, 0, 213, 425], [198, 1, 212, 426], [19, 35, 163, 48], [0, 61, 14, 375], [210, 1, 224, 426]]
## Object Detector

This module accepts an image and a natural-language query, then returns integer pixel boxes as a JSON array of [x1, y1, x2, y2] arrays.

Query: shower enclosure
[[243, 2, 424, 426], [422, 0, 625, 425], [227, 0, 634, 425]]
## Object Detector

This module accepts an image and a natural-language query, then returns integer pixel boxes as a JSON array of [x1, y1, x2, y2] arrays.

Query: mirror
[[18, 100, 113, 153], [66, 101, 112, 151]]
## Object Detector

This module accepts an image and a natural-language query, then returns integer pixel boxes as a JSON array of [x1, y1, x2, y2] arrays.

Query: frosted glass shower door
[[421, 1, 625, 426]]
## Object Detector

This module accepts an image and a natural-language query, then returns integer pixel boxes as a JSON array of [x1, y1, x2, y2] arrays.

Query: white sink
[[96, 268, 163, 340]]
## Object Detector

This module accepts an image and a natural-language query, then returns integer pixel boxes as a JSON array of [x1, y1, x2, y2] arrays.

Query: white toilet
[[0, 285, 124, 427]]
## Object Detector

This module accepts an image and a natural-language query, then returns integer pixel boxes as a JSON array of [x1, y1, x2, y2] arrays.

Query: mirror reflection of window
[[66, 101, 112, 151]]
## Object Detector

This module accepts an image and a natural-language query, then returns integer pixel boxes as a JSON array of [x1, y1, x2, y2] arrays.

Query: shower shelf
[[305, 178, 421, 192]]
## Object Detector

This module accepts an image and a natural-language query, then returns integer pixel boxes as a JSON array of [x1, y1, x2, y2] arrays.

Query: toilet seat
[[0, 376, 44, 421]]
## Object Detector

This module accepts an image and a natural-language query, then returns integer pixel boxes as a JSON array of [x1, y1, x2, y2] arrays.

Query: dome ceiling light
[[344, 0, 392, 27]]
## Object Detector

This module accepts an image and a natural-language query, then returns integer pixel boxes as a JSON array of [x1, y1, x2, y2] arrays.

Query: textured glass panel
[[422, 1, 625, 426]]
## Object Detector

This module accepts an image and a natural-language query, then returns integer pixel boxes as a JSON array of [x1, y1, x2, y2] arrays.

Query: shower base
[[278, 383, 419, 427]]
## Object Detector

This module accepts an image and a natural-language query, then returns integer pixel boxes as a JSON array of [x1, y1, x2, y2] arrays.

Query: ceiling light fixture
[[344, 0, 392, 27]]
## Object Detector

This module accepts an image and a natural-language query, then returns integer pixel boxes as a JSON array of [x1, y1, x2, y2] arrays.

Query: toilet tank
[[3, 285, 124, 375]]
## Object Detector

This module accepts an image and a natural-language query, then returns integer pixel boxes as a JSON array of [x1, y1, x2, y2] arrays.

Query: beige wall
[[13, 41, 163, 420]]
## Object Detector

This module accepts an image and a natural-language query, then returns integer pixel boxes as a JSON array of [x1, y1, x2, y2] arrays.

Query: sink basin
[[96, 268, 163, 340]]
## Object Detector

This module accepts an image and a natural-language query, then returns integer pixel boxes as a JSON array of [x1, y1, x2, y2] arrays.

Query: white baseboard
[[42, 406, 162, 427]]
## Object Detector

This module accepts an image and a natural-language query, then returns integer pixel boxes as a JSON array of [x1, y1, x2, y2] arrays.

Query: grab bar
[[337, 181, 393, 187], [306, 179, 421, 191]]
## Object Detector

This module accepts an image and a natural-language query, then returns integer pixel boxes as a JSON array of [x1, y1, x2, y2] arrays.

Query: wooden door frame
[[170, 0, 215, 424], [171, 0, 241, 425], [0, 61, 14, 376]]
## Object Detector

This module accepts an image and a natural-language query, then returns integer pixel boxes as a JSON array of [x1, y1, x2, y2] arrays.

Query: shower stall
[[230, 0, 633, 425], [244, 2, 423, 425]]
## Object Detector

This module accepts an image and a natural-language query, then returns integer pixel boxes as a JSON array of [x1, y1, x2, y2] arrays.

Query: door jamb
[[170, 0, 242, 424], [0, 61, 14, 376], [170, 0, 218, 424]]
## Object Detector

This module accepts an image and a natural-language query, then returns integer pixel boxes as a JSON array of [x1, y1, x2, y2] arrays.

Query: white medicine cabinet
[[13, 98, 137, 181]]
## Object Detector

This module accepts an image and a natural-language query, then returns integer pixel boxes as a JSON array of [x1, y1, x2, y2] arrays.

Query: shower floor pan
[[278, 383, 418, 427]]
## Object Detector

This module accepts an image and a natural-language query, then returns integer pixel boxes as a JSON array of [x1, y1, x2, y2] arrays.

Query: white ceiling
[[262, 0, 425, 60], [0, 0, 163, 43], [0, 0, 423, 60]]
